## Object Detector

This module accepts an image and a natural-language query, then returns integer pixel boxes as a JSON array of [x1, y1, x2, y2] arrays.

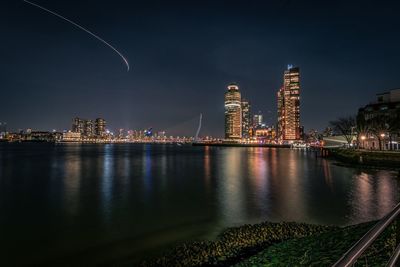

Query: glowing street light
[[380, 133, 386, 138], [360, 135, 366, 149]]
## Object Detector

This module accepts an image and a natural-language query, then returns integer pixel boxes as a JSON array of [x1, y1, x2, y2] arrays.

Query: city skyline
[[2, 1, 400, 136], [2, 1, 400, 265]]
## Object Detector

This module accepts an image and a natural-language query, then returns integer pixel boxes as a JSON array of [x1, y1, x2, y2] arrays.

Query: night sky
[[1, 0, 400, 136]]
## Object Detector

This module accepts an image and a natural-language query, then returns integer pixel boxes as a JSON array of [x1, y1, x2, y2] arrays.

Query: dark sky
[[1, 0, 400, 136]]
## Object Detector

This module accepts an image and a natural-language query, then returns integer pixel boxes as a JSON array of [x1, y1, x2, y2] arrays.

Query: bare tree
[[355, 114, 370, 149], [369, 115, 388, 151], [329, 116, 356, 146], [387, 110, 400, 150]]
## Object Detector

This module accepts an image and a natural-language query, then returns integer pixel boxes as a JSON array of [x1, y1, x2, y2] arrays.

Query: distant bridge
[[322, 136, 349, 148]]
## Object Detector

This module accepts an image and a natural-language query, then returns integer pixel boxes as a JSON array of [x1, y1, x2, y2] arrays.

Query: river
[[0, 143, 398, 264]]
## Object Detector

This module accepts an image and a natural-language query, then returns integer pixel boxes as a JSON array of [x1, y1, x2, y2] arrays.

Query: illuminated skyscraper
[[277, 66, 300, 141], [277, 87, 284, 139], [241, 99, 251, 138], [95, 118, 106, 137], [72, 118, 94, 137], [252, 111, 263, 128], [84, 120, 94, 137], [224, 83, 242, 139], [72, 117, 85, 134]]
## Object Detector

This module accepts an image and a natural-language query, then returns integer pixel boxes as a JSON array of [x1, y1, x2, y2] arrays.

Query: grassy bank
[[328, 148, 400, 169], [140, 220, 396, 267], [140, 222, 336, 266], [235, 221, 395, 266]]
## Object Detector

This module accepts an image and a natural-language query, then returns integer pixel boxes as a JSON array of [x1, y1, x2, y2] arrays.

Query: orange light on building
[[277, 66, 301, 142]]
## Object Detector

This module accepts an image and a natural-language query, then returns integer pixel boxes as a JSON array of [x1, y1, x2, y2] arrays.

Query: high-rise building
[[72, 117, 85, 134], [277, 66, 301, 141], [84, 120, 94, 137], [72, 117, 106, 137], [252, 111, 263, 128], [241, 99, 251, 138], [299, 125, 305, 140], [95, 118, 106, 137], [224, 83, 242, 139], [72, 118, 94, 137], [277, 87, 284, 138]]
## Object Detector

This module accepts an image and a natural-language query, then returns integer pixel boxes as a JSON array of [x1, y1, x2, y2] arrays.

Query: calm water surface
[[0, 143, 398, 264]]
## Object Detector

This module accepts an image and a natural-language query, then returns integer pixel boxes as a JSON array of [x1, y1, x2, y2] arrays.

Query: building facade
[[224, 83, 242, 139], [254, 125, 276, 142], [62, 131, 82, 142], [72, 117, 85, 134], [72, 117, 106, 138], [95, 118, 106, 137], [84, 120, 94, 137], [252, 111, 263, 128], [241, 99, 251, 138], [357, 88, 400, 150], [277, 66, 301, 142]]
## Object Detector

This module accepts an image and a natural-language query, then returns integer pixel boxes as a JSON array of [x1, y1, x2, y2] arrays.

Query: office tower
[[84, 120, 94, 137], [299, 125, 305, 140], [72, 118, 94, 137], [253, 111, 263, 128], [277, 66, 300, 141], [277, 87, 284, 139], [224, 83, 242, 139], [72, 117, 85, 134], [95, 118, 106, 137], [241, 100, 251, 138]]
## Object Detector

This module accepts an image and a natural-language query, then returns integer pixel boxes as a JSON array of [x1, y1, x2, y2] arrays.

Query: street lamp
[[380, 133, 386, 150], [361, 135, 366, 149]]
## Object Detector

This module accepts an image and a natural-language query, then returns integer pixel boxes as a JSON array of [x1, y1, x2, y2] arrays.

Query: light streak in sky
[[195, 113, 202, 141], [23, 0, 130, 71]]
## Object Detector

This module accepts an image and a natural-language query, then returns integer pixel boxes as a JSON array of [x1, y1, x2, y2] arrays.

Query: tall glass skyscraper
[[95, 118, 106, 137], [252, 111, 263, 128], [277, 66, 300, 141], [72, 117, 85, 134], [224, 83, 242, 139], [241, 99, 251, 138]]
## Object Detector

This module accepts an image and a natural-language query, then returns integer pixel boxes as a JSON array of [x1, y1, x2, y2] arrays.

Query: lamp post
[[380, 133, 386, 150], [361, 135, 366, 149]]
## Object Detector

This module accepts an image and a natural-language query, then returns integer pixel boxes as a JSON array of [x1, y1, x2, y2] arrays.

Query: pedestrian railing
[[333, 202, 400, 267]]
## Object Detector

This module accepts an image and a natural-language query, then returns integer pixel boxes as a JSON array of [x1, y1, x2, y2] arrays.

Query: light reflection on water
[[142, 144, 153, 194], [248, 148, 269, 218], [0, 143, 398, 264], [217, 148, 245, 225]]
